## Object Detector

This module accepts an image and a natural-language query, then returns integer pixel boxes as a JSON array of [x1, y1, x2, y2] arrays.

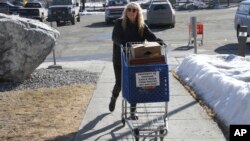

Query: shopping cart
[[121, 42, 169, 141]]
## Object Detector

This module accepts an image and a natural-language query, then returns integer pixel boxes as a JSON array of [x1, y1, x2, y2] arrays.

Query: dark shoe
[[109, 97, 117, 112]]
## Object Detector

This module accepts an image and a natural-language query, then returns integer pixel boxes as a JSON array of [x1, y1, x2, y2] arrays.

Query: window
[[153, 5, 166, 11], [238, 4, 249, 15], [25, 3, 42, 8], [108, 0, 127, 6], [0, 3, 8, 8]]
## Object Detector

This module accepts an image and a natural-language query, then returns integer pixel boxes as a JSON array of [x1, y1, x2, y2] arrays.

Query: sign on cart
[[136, 71, 160, 87]]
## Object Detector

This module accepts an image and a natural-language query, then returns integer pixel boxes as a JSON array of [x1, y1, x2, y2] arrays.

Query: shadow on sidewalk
[[74, 113, 123, 140], [46, 101, 207, 141], [45, 101, 198, 141], [106, 101, 198, 141], [173, 45, 194, 51]]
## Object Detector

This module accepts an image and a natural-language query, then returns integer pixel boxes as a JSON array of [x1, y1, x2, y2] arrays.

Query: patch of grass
[[0, 84, 95, 141]]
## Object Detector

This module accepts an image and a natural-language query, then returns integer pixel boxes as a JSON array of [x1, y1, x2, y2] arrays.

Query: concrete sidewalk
[[72, 54, 227, 141]]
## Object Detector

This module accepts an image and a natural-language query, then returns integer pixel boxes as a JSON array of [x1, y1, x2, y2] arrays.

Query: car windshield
[[0, 2, 15, 7], [52, 0, 72, 5], [153, 4, 170, 10], [25, 3, 42, 8], [108, 0, 128, 6]]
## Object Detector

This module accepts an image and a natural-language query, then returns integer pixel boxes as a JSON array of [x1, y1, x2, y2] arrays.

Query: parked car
[[47, 0, 81, 26], [0, 1, 23, 15], [104, 0, 128, 24], [175, 0, 207, 10], [234, 0, 250, 37], [139, 0, 152, 9], [146, 0, 175, 27], [19, 2, 48, 22]]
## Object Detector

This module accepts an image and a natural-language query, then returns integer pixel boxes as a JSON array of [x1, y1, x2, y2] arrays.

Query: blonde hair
[[121, 2, 145, 36]]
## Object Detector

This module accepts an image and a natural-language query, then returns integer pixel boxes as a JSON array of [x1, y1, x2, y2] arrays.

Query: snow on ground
[[85, 2, 104, 7], [176, 54, 250, 127], [80, 11, 104, 16]]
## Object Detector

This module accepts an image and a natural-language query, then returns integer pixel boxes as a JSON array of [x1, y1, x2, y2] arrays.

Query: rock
[[0, 13, 60, 82]]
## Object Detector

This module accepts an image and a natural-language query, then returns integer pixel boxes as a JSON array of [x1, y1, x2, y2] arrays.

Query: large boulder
[[0, 13, 60, 82]]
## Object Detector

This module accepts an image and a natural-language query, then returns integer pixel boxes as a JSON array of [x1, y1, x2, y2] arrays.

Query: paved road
[[45, 6, 250, 64]]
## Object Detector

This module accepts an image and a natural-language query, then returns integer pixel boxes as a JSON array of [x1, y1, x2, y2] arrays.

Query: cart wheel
[[159, 129, 164, 141], [134, 128, 139, 141], [121, 118, 125, 127], [154, 131, 158, 141]]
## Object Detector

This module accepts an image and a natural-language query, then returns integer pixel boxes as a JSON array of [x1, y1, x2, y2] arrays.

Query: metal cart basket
[[121, 42, 169, 141]]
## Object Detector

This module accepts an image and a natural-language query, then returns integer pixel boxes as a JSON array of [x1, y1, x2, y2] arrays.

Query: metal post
[[191, 17, 197, 54], [237, 26, 248, 57], [50, 22, 56, 66], [52, 48, 56, 65], [48, 22, 62, 69]]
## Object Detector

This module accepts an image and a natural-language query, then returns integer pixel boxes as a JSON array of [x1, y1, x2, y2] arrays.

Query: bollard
[[48, 22, 62, 69], [191, 17, 197, 54], [237, 26, 247, 57], [51, 21, 56, 66]]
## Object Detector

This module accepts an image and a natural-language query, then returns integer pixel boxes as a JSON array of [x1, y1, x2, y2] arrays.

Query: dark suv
[[0, 1, 23, 15]]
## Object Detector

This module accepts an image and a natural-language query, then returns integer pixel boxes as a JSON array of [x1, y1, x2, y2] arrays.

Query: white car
[[19, 2, 48, 22], [47, 0, 81, 26], [147, 0, 175, 27]]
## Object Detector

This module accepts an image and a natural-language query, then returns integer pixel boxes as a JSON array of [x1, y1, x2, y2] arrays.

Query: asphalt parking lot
[[45, 6, 250, 64]]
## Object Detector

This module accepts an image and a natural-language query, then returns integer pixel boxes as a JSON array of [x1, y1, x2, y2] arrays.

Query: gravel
[[0, 68, 100, 92]]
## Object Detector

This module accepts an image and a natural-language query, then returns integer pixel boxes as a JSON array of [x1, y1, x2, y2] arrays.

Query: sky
[[176, 54, 250, 127]]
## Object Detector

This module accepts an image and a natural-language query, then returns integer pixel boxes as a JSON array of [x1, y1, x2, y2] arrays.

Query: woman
[[109, 2, 163, 119]]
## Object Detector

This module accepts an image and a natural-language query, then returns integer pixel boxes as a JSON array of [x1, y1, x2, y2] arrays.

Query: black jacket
[[112, 18, 162, 65]]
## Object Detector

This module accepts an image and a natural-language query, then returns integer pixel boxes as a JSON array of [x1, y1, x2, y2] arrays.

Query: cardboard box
[[131, 42, 161, 59], [130, 55, 166, 65]]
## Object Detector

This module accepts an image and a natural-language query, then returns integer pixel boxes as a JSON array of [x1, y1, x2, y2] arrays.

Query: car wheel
[[71, 15, 75, 25], [77, 14, 80, 22], [171, 24, 175, 28], [39, 17, 43, 22], [56, 21, 60, 27], [105, 19, 111, 25]]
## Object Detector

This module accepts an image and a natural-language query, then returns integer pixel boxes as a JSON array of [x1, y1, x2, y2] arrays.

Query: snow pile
[[176, 54, 250, 127]]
